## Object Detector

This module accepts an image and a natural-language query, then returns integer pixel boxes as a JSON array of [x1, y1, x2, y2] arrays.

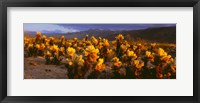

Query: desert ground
[[24, 57, 68, 79]]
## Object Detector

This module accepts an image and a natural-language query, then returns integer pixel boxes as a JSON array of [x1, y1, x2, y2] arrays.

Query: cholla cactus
[[66, 47, 76, 58], [44, 44, 63, 65], [35, 32, 41, 43], [145, 51, 154, 62], [127, 50, 137, 59], [94, 58, 105, 72], [45, 51, 52, 64], [24, 33, 176, 79], [59, 36, 66, 47], [65, 54, 85, 79], [91, 36, 98, 46], [41, 35, 47, 43], [115, 34, 124, 58], [26, 43, 34, 57], [49, 37, 55, 46], [132, 59, 144, 70], [112, 57, 122, 68], [131, 59, 144, 78], [84, 45, 99, 62]]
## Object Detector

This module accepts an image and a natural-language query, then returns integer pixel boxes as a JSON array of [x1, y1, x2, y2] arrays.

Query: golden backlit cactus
[[84, 45, 99, 62], [91, 36, 98, 46], [28, 43, 33, 48], [160, 55, 171, 63], [112, 57, 122, 67], [49, 37, 55, 45], [67, 47, 76, 58], [132, 59, 144, 70], [120, 44, 127, 53], [59, 36, 66, 47], [24, 33, 176, 79], [146, 51, 151, 57], [145, 51, 154, 62], [66, 54, 85, 79], [36, 32, 41, 37], [51, 44, 59, 53], [73, 37, 78, 42], [158, 48, 167, 57], [61, 36, 65, 40], [95, 58, 106, 72], [42, 35, 47, 43], [103, 39, 110, 47], [59, 47, 65, 56], [35, 32, 42, 43], [151, 43, 156, 47], [127, 50, 137, 59], [116, 34, 124, 41], [157, 48, 172, 63], [65, 42, 72, 47], [66, 54, 84, 67], [35, 44, 40, 49], [39, 43, 45, 51], [45, 51, 52, 64]]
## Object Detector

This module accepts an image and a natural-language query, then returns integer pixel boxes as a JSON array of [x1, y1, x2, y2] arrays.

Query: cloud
[[41, 29, 63, 34], [24, 23, 176, 34], [56, 24, 176, 31], [24, 23, 78, 33]]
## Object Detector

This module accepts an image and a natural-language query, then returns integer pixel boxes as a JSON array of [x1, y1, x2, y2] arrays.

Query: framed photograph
[[0, 0, 199, 103]]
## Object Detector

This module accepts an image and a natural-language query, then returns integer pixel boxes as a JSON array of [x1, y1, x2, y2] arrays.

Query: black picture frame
[[0, 0, 199, 103]]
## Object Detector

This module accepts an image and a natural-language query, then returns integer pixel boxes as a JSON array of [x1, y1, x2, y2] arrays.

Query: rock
[[146, 61, 155, 69], [29, 62, 37, 66], [34, 56, 45, 62]]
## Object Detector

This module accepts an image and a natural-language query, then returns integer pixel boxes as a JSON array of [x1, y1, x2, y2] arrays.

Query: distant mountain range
[[24, 26, 176, 43]]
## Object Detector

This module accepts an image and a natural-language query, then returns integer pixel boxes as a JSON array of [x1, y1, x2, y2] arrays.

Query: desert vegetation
[[24, 32, 176, 79]]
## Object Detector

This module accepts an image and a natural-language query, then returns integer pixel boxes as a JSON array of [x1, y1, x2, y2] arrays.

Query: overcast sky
[[24, 23, 176, 33]]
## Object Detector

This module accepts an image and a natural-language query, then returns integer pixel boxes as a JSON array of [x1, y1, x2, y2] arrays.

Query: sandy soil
[[24, 57, 69, 79]]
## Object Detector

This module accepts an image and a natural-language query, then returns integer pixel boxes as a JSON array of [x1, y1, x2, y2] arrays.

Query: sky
[[24, 23, 176, 33]]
